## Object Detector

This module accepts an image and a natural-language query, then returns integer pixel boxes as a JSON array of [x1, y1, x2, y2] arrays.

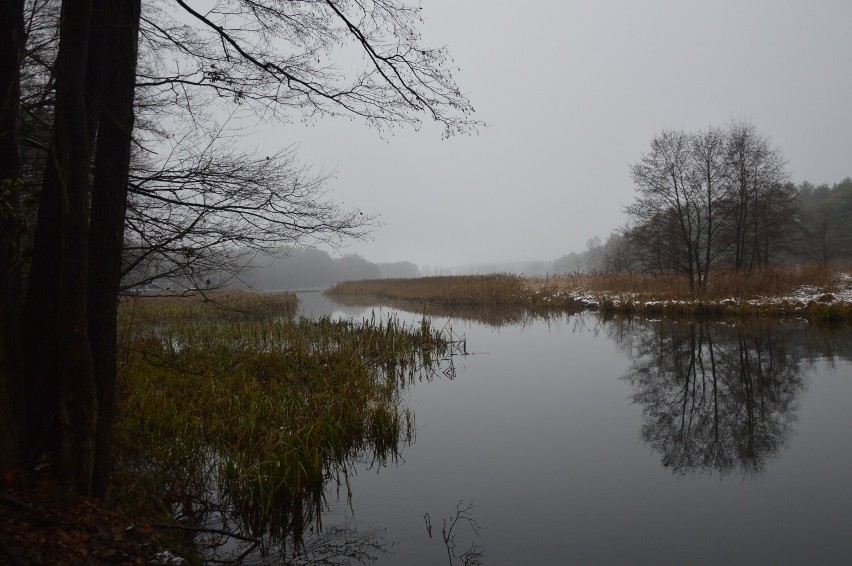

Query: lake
[[232, 291, 852, 565]]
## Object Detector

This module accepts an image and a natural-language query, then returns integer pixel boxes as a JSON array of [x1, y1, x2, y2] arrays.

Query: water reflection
[[614, 318, 852, 476], [211, 455, 397, 563], [298, 293, 852, 563], [127, 310, 464, 565], [155, 423, 403, 564], [327, 293, 533, 327]]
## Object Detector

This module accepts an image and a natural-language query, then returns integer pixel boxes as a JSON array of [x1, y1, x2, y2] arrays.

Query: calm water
[[246, 291, 852, 565]]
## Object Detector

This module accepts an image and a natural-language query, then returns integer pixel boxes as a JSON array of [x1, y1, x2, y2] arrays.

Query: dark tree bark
[[20, 149, 62, 460], [14, 0, 144, 495], [0, 0, 26, 469], [26, 0, 98, 492], [21, 0, 65, 460], [87, 0, 140, 498], [21, 0, 140, 495], [6, 0, 472, 498]]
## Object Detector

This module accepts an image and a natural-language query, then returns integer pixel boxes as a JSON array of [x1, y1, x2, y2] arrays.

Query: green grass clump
[[114, 296, 459, 555], [804, 301, 852, 323], [119, 289, 298, 328]]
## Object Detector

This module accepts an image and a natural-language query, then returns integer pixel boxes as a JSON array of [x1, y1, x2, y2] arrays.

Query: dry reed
[[119, 289, 298, 327], [327, 266, 852, 322], [327, 274, 526, 306]]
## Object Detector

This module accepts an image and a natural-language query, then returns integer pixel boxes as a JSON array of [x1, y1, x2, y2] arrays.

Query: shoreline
[[327, 272, 852, 323]]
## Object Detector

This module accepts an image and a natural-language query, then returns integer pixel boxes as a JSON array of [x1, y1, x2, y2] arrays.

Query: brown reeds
[[327, 274, 527, 306], [529, 264, 840, 301], [119, 289, 298, 327], [326, 266, 852, 322]]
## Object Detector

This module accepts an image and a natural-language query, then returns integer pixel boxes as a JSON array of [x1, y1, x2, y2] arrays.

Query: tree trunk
[[18, 0, 141, 497], [87, 0, 141, 498], [37, 0, 98, 493], [21, 0, 110, 466], [0, 0, 25, 469]]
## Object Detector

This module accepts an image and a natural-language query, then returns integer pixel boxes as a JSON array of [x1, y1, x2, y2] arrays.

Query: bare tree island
[[625, 121, 794, 292], [0, 0, 478, 496]]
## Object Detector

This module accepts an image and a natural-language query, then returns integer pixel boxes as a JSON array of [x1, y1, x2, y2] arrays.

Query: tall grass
[[329, 293, 533, 327], [119, 289, 298, 327], [326, 265, 852, 322], [327, 274, 527, 306], [114, 294, 460, 560], [532, 263, 840, 300]]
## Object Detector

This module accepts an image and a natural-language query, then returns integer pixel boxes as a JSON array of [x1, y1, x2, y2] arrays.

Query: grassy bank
[[119, 288, 299, 325], [112, 291, 460, 562], [327, 273, 528, 306], [327, 267, 852, 322]]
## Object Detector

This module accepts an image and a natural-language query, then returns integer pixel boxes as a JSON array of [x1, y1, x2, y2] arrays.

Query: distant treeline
[[554, 124, 851, 286], [556, 176, 852, 277], [237, 247, 420, 290], [423, 260, 552, 278]]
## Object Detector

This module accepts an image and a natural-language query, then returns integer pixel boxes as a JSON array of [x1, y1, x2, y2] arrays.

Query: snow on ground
[[541, 272, 852, 312], [741, 272, 852, 308]]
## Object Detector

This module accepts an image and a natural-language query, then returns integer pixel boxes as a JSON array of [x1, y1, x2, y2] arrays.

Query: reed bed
[[114, 295, 459, 556], [119, 289, 297, 330], [329, 293, 533, 327], [327, 274, 527, 306], [327, 267, 852, 322], [533, 263, 840, 300]]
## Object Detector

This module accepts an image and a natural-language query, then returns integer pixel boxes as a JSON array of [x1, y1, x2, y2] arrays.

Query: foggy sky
[[258, 0, 852, 269]]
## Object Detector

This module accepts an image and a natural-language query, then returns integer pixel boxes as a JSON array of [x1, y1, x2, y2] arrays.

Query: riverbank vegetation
[[327, 265, 852, 322], [111, 292, 461, 562], [0, 0, 478, 505], [2, 291, 462, 564], [328, 274, 527, 307], [119, 289, 299, 324]]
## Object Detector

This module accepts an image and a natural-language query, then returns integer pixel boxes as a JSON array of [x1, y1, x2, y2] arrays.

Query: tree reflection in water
[[327, 293, 535, 328], [617, 319, 821, 476]]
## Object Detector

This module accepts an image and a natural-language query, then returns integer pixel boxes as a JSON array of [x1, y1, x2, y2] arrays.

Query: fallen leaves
[[0, 469, 187, 565]]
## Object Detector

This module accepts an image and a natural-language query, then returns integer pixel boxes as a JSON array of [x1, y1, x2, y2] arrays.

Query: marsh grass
[[327, 265, 852, 322], [533, 263, 840, 300], [114, 293, 460, 560], [329, 293, 532, 327], [327, 274, 527, 306], [119, 289, 298, 328]]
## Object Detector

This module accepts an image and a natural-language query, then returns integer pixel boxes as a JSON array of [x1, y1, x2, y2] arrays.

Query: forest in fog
[[557, 176, 852, 278]]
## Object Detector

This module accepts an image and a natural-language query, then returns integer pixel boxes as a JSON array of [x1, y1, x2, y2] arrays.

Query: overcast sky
[[258, 0, 852, 269]]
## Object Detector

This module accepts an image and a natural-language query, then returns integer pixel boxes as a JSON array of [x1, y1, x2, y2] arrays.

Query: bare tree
[[625, 122, 793, 289], [123, 125, 376, 291], [628, 129, 704, 290], [794, 179, 852, 266], [1, 0, 478, 495], [687, 126, 728, 288], [602, 232, 633, 273], [138, 0, 478, 136], [125, 0, 481, 288], [0, 0, 27, 470], [723, 120, 789, 271], [621, 211, 682, 276]]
